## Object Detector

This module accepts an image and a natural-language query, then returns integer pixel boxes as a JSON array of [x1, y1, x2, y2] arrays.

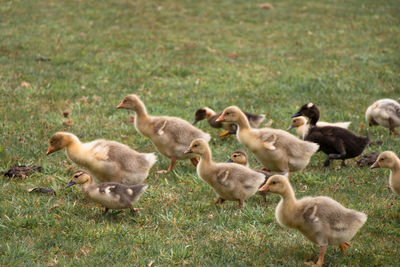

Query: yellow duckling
[[371, 151, 400, 195], [66, 170, 148, 215], [259, 175, 367, 266], [47, 132, 156, 185], [226, 150, 272, 203], [185, 139, 266, 208], [117, 94, 211, 174], [216, 106, 319, 172]]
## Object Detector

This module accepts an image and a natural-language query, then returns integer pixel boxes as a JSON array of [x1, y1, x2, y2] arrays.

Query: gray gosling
[[66, 170, 148, 215]]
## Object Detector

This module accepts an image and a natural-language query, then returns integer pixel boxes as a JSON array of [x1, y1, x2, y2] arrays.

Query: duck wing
[[153, 117, 210, 146], [302, 197, 364, 231], [379, 101, 400, 118]]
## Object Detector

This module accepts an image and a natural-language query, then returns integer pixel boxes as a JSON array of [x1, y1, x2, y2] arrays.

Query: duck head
[[292, 103, 320, 125], [287, 116, 307, 130], [66, 170, 91, 188], [226, 150, 248, 165], [117, 94, 142, 111], [184, 139, 208, 156], [216, 106, 241, 123], [371, 151, 398, 169], [259, 174, 289, 194], [47, 132, 75, 155], [192, 108, 207, 125]]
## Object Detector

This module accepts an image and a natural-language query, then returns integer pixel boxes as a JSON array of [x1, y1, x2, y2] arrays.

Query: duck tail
[[250, 114, 266, 127], [144, 153, 158, 168]]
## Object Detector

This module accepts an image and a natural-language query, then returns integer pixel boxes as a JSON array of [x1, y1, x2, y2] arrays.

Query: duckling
[[259, 174, 367, 266], [288, 116, 351, 140], [371, 151, 400, 195], [66, 170, 148, 215], [226, 150, 272, 203], [366, 99, 400, 135], [47, 132, 157, 185], [193, 107, 265, 137], [117, 94, 211, 174], [292, 103, 369, 167], [216, 106, 319, 172], [184, 139, 266, 208], [226, 150, 250, 167]]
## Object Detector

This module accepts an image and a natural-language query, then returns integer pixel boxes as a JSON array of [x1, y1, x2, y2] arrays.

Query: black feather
[[293, 104, 369, 166]]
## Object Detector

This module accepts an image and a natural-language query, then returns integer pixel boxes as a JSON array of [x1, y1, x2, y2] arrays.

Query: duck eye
[[272, 181, 276, 185], [233, 155, 237, 157], [194, 144, 198, 147], [74, 175, 79, 178], [380, 158, 385, 161], [226, 112, 230, 115]]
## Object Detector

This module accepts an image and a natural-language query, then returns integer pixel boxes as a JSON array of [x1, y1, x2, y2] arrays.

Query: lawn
[[1, 0, 399, 265]]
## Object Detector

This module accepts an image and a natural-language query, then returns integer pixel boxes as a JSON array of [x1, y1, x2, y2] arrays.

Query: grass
[[1, 0, 399, 265]]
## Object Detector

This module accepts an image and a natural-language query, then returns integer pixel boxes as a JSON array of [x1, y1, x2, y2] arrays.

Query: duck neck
[[390, 158, 400, 173], [280, 183, 297, 210], [65, 134, 83, 155], [309, 109, 320, 126], [199, 146, 213, 165], [133, 100, 150, 121], [236, 111, 251, 131], [81, 177, 95, 194], [132, 100, 153, 136], [204, 107, 217, 120]]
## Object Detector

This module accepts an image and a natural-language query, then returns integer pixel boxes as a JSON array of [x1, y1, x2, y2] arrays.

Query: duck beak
[[287, 125, 293, 130], [226, 158, 233, 163], [259, 183, 269, 192], [370, 161, 380, 169], [65, 180, 76, 188], [184, 147, 193, 154], [215, 114, 224, 122], [46, 146, 54, 155], [116, 102, 124, 109], [192, 119, 198, 125], [291, 111, 302, 118]]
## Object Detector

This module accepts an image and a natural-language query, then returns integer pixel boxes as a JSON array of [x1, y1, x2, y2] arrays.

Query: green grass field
[[1, 0, 399, 265]]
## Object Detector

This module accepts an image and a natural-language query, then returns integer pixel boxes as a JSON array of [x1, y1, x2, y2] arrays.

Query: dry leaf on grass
[[20, 81, 31, 88], [92, 95, 102, 102], [259, 3, 273, 9], [27, 187, 56, 195], [228, 52, 238, 59], [129, 115, 135, 123], [63, 120, 73, 126], [62, 108, 72, 118], [78, 96, 89, 103], [2, 165, 42, 178]]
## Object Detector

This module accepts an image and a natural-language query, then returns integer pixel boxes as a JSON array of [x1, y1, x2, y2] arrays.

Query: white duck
[[259, 174, 367, 266], [117, 94, 211, 173], [47, 132, 157, 185], [216, 106, 319, 172], [366, 98, 400, 135]]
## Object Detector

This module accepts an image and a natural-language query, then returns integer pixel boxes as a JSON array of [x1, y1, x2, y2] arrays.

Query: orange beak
[[116, 102, 124, 109], [215, 114, 225, 122], [370, 161, 380, 169], [46, 146, 54, 155], [259, 183, 269, 193]]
